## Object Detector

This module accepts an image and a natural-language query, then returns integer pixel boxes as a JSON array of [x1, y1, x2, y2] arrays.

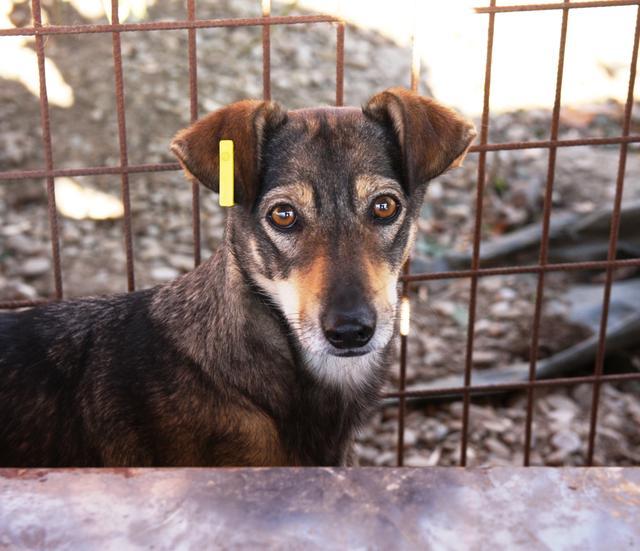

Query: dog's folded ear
[[363, 87, 476, 191], [170, 100, 287, 205]]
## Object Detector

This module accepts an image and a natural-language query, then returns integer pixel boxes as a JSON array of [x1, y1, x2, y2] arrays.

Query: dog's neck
[[151, 243, 294, 371]]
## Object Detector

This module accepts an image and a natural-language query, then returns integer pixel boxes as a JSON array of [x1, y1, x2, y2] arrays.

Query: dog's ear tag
[[219, 140, 234, 207]]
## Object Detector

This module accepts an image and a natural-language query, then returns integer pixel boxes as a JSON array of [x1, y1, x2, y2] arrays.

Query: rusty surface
[[523, 0, 570, 467], [187, 0, 201, 268], [0, 14, 342, 36], [4, 135, 640, 182], [460, 0, 496, 467], [401, 257, 640, 283], [396, 261, 410, 466], [1, 468, 639, 549], [262, 0, 272, 102], [587, 3, 640, 466], [335, 22, 345, 106], [0, 161, 182, 180], [111, 0, 135, 292], [396, 7, 421, 468], [476, 0, 640, 13], [30, 0, 63, 300], [383, 371, 640, 400]]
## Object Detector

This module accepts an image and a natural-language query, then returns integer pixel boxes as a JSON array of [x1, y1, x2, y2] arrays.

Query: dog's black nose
[[322, 305, 376, 349]]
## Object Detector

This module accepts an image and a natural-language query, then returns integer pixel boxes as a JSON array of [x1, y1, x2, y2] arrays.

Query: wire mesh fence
[[1, 0, 639, 467]]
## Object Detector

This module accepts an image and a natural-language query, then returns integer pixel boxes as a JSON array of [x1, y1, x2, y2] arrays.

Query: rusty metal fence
[[1, 0, 639, 468]]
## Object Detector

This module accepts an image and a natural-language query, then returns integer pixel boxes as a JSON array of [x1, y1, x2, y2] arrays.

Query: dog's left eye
[[269, 204, 298, 230], [371, 195, 400, 222]]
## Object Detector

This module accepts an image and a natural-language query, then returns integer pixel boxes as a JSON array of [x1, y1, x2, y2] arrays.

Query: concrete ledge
[[1, 467, 639, 549]]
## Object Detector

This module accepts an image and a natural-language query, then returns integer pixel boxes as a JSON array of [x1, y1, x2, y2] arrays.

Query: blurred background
[[0, 0, 639, 466]]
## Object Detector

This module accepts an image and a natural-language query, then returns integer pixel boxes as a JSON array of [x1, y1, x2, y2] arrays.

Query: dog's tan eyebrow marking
[[261, 182, 315, 211], [354, 175, 403, 203]]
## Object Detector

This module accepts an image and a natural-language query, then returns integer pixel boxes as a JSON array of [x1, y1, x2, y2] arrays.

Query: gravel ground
[[1, 0, 638, 467]]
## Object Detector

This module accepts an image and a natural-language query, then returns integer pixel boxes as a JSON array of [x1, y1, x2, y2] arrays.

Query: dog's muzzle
[[321, 302, 376, 353]]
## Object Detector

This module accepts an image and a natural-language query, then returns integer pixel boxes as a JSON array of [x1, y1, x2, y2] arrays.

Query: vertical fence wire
[[460, 0, 496, 466], [523, 0, 570, 467], [111, 0, 135, 291], [187, 0, 201, 267], [262, 0, 272, 101], [396, 1, 421, 467], [396, 301, 408, 466], [410, 13, 420, 92], [335, 21, 345, 106], [586, 3, 640, 466], [30, 0, 63, 299]]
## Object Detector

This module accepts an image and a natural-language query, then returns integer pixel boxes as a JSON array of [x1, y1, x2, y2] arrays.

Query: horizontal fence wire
[[3, 258, 639, 310], [401, 258, 640, 283], [383, 372, 640, 400], [3, 135, 640, 182], [1, 1, 639, 468], [0, 14, 342, 36], [476, 0, 640, 13]]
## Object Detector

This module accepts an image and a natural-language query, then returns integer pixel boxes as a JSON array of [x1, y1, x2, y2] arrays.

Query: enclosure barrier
[[2, 467, 639, 547], [1, 0, 639, 469]]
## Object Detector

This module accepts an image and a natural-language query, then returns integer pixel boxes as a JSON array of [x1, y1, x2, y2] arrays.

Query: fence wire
[[1, 0, 639, 467]]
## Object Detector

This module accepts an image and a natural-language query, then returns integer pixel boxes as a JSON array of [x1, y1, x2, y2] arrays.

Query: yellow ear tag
[[219, 140, 234, 207]]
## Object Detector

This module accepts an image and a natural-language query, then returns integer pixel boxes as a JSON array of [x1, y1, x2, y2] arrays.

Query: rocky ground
[[1, 0, 638, 466]]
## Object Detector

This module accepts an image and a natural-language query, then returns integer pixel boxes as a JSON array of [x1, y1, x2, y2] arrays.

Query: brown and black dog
[[0, 88, 475, 467]]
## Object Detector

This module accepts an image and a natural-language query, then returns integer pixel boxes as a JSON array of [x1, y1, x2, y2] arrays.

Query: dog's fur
[[0, 88, 475, 467]]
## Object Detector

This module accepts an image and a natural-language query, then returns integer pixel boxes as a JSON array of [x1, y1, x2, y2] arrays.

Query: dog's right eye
[[268, 204, 298, 230], [371, 194, 400, 223]]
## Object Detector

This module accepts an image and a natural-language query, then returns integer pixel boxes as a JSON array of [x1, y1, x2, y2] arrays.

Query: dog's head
[[171, 88, 475, 387]]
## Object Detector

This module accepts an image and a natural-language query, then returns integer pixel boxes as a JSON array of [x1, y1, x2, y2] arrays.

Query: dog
[[0, 88, 475, 467]]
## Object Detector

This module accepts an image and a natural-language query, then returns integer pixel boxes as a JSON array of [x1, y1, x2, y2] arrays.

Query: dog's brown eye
[[269, 204, 297, 229], [372, 195, 399, 221]]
